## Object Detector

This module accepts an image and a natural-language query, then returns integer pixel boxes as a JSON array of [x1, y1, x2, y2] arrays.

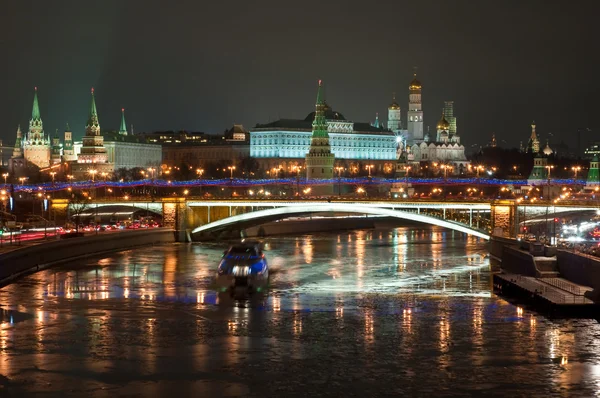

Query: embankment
[[0, 228, 175, 285]]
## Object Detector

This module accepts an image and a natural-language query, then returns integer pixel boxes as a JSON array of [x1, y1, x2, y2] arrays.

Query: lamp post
[[49, 171, 56, 184], [227, 166, 236, 198], [366, 164, 374, 178], [19, 177, 27, 185], [335, 166, 344, 197], [572, 166, 581, 182], [196, 168, 204, 197], [293, 165, 302, 197], [2, 173, 8, 187], [88, 169, 97, 182]]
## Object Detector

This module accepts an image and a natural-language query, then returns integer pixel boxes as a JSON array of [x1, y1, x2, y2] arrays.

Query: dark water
[[1, 226, 599, 397]]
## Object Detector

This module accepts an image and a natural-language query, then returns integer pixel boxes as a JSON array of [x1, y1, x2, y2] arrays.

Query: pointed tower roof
[[87, 87, 99, 127], [65, 122, 71, 131], [315, 79, 324, 105], [31, 87, 41, 120], [436, 110, 450, 130], [373, 112, 380, 128], [119, 108, 128, 135]]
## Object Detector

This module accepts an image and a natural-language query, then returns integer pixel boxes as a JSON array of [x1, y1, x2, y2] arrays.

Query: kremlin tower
[[23, 87, 51, 168], [305, 80, 335, 195]]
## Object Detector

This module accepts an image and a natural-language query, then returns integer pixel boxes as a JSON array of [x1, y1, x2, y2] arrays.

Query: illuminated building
[[305, 80, 334, 194], [443, 101, 457, 136], [586, 156, 599, 186], [22, 87, 51, 168], [528, 121, 540, 153], [407, 74, 424, 142], [63, 123, 76, 162], [71, 89, 113, 178]]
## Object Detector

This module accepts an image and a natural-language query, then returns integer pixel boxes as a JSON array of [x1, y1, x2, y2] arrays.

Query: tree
[[68, 191, 91, 232]]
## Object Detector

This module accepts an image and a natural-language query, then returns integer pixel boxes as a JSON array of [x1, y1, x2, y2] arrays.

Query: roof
[[252, 119, 393, 135], [102, 130, 160, 145]]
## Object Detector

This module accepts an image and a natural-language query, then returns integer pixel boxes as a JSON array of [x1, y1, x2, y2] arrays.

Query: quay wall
[[0, 229, 175, 285], [500, 246, 538, 277], [557, 250, 600, 302], [243, 217, 380, 238]]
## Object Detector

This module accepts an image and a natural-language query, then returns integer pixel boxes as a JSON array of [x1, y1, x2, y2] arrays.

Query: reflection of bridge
[[49, 198, 600, 242]]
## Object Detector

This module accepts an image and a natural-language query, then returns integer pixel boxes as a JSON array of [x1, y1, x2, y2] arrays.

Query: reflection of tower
[[119, 108, 128, 135], [78, 88, 108, 164], [23, 87, 51, 168], [407, 73, 423, 142], [63, 123, 76, 161], [387, 93, 401, 133], [305, 80, 334, 194], [528, 121, 540, 153]]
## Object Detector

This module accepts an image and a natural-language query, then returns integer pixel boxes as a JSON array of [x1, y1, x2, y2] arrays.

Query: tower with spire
[[12, 125, 23, 159], [77, 88, 108, 165], [51, 129, 62, 164], [387, 93, 401, 133], [119, 108, 128, 135], [305, 80, 335, 194], [371, 112, 380, 128], [23, 87, 51, 168], [63, 123, 76, 161], [407, 73, 424, 143], [528, 121, 540, 153]]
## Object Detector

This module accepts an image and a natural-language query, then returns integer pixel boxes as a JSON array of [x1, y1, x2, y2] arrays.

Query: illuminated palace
[[250, 84, 397, 173], [250, 74, 469, 175]]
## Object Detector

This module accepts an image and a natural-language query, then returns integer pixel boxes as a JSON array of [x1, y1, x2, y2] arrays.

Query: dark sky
[[1, 0, 598, 151]]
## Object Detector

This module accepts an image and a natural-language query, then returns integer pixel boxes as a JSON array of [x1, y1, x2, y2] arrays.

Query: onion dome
[[409, 74, 422, 90], [436, 112, 450, 130], [543, 140, 553, 156], [389, 93, 400, 110]]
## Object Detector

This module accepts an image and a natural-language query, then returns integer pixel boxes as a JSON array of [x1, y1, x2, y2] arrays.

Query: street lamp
[[2, 173, 8, 186], [227, 166, 236, 179], [572, 166, 581, 181], [366, 164, 374, 178], [292, 165, 302, 197], [49, 171, 56, 184], [335, 166, 344, 197], [88, 169, 97, 182], [19, 177, 27, 185]]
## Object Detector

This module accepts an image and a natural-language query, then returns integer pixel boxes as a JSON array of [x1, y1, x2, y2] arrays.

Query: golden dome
[[409, 74, 422, 90], [437, 112, 450, 130], [388, 93, 401, 110]]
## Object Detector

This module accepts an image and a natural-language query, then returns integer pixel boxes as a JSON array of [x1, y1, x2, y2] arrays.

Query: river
[[0, 226, 599, 396]]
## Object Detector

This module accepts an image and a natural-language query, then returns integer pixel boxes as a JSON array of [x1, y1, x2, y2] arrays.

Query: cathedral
[[391, 75, 469, 174]]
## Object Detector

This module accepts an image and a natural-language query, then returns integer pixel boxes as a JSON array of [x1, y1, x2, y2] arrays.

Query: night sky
[[1, 0, 597, 151]]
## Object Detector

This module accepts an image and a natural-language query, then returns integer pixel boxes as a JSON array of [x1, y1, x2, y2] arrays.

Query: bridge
[[48, 197, 600, 242]]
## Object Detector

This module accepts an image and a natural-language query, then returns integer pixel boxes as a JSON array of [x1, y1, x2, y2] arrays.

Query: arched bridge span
[[190, 203, 490, 240]]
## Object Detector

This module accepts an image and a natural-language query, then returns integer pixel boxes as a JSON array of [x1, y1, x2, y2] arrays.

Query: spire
[[12, 125, 23, 158], [54, 128, 59, 138], [31, 87, 41, 120], [373, 112, 380, 128], [315, 79, 324, 106], [87, 87, 98, 127], [65, 122, 70, 131], [119, 108, 128, 135]]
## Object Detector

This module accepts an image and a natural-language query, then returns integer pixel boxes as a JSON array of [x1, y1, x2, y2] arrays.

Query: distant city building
[[0, 139, 11, 168], [443, 101, 457, 136], [51, 130, 62, 165], [587, 156, 599, 186], [489, 133, 497, 148], [224, 124, 248, 142], [141, 130, 211, 145], [161, 140, 249, 168], [387, 94, 402, 133]]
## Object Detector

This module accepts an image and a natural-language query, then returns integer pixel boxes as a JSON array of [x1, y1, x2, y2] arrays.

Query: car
[[215, 241, 269, 294]]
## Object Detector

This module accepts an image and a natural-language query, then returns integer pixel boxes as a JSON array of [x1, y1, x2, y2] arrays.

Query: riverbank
[[0, 228, 175, 286]]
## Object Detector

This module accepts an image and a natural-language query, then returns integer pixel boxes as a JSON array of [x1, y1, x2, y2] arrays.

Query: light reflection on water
[[0, 226, 600, 395]]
